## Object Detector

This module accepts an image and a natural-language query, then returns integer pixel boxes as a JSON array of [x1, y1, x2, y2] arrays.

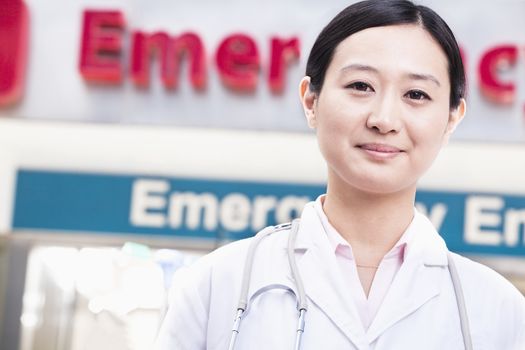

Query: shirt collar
[[313, 194, 415, 262]]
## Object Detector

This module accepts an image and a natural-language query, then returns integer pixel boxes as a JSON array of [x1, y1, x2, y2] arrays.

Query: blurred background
[[1, 0, 525, 349]]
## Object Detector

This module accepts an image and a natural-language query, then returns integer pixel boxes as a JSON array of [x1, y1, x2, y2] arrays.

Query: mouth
[[356, 143, 404, 159]]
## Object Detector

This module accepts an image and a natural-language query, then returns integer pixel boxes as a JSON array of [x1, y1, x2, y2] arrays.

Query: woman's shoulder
[[450, 253, 525, 346], [196, 236, 253, 269], [175, 224, 292, 282], [450, 253, 521, 293], [449, 252, 525, 320]]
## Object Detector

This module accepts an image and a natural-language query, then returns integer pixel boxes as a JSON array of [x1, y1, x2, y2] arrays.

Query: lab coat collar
[[365, 209, 449, 343], [404, 209, 449, 267], [288, 202, 369, 348], [287, 202, 450, 347], [292, 202, 449, 266]]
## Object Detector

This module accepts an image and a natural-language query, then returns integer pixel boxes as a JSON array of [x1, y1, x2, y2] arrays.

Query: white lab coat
[[155, 202, 525, 349]]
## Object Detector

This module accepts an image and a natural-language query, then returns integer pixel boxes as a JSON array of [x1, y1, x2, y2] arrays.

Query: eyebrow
[[340, 64, 442, 87], [406, 72, 441, 87]]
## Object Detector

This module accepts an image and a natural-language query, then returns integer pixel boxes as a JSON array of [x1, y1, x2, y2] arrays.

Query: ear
[[442, 98, 466, 146], [299, 76, 318, 129]]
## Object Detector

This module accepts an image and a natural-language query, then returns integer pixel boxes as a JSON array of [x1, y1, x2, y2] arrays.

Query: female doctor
[[155, 1, 525, 349]]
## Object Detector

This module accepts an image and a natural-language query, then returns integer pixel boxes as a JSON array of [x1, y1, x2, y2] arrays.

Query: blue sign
[[12, 169, 525, 257]]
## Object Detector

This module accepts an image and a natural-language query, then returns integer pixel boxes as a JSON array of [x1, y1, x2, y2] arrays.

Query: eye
[[346, 81, 374, 93], [405, 90, 431, 101]]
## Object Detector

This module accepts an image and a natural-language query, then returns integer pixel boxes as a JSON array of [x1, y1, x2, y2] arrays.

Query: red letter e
[[0, 0, 29, 107]]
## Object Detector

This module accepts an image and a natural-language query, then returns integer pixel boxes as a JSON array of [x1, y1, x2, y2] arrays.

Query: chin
[[345, 172, 417, 196]]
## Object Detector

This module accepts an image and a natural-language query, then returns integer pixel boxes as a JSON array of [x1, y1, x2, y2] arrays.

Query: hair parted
[[305, 0, 466, 109]]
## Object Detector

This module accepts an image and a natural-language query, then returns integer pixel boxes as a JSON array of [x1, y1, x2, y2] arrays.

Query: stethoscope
[[228, 219, 474, 350]]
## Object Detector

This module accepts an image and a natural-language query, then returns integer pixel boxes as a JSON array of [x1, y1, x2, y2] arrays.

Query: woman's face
[[300, 24, 466, 195]]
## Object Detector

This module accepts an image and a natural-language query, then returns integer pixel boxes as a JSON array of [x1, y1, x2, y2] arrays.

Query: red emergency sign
[[0, 0, 29, 107]]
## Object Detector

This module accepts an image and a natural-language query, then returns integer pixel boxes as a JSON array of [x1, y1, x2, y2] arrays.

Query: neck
[[322, 171, 416, 266]]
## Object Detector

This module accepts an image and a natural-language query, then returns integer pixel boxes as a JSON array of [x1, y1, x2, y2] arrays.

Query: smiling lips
[[357, 143, 404, 159]]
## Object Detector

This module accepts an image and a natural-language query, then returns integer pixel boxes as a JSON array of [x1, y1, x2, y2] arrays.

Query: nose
[[365, 91, 402, 134]]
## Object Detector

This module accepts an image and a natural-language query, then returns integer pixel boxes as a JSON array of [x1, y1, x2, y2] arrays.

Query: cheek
[[409, 109, 450, 160], [316, 119, 350, 167], [316, 119, 344, 164], [412, 100, 449, 132], [316, 104, 363, 157], [316, 93, 369, 133]]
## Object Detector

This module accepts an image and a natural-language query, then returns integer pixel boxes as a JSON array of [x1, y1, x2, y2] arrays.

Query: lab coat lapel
[[289, 204, 368, 348], [365, 211, 449, 344]]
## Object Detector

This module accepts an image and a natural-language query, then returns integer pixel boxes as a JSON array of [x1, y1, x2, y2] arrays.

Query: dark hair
[[306, 0, 466, 110]]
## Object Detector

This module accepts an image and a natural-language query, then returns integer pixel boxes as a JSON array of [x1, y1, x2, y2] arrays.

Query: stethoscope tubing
[[447, 251, 474, 350], [229, 220, 473, 350]]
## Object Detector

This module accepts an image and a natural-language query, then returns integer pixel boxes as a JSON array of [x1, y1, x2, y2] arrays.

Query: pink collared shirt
[[313, 195, 414, 330]]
